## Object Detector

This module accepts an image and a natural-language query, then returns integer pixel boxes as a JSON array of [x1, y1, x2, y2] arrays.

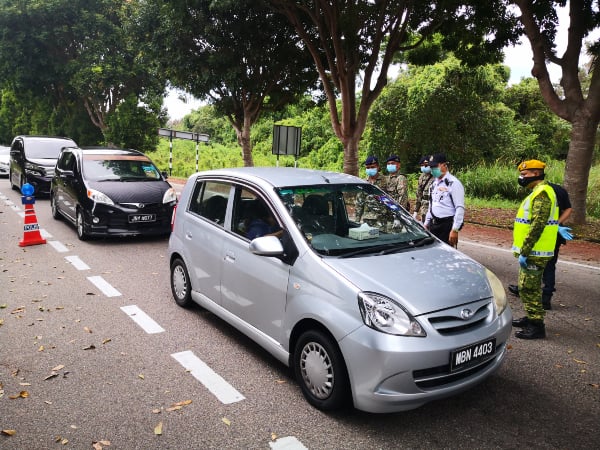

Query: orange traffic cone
[[19, 202, 46, 247]]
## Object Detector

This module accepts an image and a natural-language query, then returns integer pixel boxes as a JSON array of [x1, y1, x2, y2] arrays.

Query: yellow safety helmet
[[517, 159, 546, 171]]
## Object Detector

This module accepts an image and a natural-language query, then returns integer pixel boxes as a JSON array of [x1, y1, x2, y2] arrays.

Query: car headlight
[[486, 268, 507, 315], [87, 188, 114, 206], [162, 187, 177, 204], [25, 162, 44, 176], [358, 292, 426, 336]]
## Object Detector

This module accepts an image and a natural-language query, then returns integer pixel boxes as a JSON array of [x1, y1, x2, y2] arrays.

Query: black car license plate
[[129, 214, 156, 223], [450, 338, 496, 372]]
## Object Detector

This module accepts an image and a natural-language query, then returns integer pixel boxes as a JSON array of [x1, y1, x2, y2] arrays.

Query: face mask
[[386, 164, 397, 173], [420, 166, 431, 174], [518, 174, 544, 188], [366, 168, 378, 177], [431, 167, 442, 178]]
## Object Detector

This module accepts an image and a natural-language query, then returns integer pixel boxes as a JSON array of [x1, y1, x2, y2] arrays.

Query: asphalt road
[[1, 178, 599, 449]]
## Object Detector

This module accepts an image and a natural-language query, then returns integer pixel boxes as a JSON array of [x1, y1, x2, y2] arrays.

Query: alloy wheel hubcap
[[300, 341, 333, 399]]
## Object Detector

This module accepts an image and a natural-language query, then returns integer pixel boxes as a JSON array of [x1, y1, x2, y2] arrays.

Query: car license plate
[[450, 338, 496, 372], [129, 214, 156, 223]]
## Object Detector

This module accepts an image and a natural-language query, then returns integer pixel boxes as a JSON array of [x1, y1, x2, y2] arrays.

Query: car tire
[[293, 329, 350, 411], [9, 170, 18, 191], [170, 258, 193, 307], [51, 192, 61, 220], [76, 209, 89, 241]]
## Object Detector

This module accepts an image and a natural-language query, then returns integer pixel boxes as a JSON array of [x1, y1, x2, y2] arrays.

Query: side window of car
[[57, 152, 74, 171], [188, 180, 230, 226], [232, 187, 259, 237]]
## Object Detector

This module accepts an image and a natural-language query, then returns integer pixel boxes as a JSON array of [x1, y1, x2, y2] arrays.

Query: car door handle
[[224, 251, 235, 262], [185, 231, 192, 240]]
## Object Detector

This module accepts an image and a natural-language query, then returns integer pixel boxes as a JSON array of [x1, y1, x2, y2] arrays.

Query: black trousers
[[429, 218, 453, 245]]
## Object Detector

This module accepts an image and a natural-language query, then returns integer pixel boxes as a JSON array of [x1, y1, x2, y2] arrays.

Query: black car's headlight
[[162, 187, 177, 204], [86, 188, 114, 206], [25, 162, 44, 176], [486, 269, 508, 315], [358, 292, 426, 336]]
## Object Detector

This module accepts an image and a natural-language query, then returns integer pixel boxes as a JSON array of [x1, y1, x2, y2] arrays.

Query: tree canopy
[[138, 0, 318, 166]]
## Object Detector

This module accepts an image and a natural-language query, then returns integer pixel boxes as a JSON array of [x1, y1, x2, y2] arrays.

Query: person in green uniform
[[511, 160, 559, 339]]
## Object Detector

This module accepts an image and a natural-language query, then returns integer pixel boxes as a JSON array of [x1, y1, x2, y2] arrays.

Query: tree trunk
[[563, 113, 596, 224], [341, 134, 360, 177], [231, 116, 254, 167]]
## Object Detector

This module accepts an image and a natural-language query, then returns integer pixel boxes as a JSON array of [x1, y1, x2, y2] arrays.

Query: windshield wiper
[[338, 243, 404, 258]]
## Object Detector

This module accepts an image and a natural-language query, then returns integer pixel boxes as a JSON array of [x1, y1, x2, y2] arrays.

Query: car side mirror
[[249, 235, 284, 256], [162, 171, 169, 179]]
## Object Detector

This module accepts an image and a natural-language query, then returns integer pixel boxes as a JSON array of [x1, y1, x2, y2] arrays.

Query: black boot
[[515, 320, 546, 339], [542, 293, 552, 310], [508, 284, 519, 297], [512, 316, 530, 327]]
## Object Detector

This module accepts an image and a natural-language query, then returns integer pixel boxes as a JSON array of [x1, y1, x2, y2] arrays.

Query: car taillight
[[171, 204, 178, 231]]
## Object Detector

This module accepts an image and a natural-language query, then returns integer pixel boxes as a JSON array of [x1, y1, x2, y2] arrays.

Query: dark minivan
[[9, 135, 77, 195], [51, 146, 177, 240]]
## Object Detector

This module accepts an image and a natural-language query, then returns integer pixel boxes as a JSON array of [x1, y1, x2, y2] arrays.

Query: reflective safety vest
[[512, 182, 559, 257]]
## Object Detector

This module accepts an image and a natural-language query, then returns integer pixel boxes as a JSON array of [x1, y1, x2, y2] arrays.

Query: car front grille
[[426, 299, 492, 336]]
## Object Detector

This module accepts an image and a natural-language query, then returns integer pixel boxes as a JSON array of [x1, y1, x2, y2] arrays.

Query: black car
[[51, 147, 177, 240], [9, 135, 77, 195]]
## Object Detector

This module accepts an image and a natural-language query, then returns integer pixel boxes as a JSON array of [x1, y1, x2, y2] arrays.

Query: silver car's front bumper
[[339, 307, 512, 413]]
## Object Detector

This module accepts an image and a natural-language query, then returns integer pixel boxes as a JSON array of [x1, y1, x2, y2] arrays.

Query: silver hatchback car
[[168, 167, 512, 413]]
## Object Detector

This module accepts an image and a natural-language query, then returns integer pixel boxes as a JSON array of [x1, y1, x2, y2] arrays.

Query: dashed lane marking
[[269, 436, 308, 450], [120, 305, 165, 334], [87, 275, 122, 297], [65, 255, 90, 271], [171, 350, 245, 404], [48, 240, 69, 253]]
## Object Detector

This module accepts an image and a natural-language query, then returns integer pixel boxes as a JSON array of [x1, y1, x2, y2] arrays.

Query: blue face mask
[[365, 168, 378, 177], [386, 164, 397, 173], [431, 167, 442, 178], [420, 166, 431, 174]]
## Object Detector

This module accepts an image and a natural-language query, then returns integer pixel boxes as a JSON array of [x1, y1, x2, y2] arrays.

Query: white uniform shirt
[[424, 172, 465, 231]]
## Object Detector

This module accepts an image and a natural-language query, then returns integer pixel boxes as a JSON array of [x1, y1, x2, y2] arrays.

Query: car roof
[[192, 167, 365, 188], [16, 135, 75, 142], [75, 147, 146, 157]]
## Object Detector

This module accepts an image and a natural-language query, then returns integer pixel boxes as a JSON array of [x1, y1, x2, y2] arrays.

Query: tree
[[269, 1, 519, 176], [0, 0, 165, 146], [369, 56, 520, 167], [510, 0, 600, 223], [139, 0, 317, 166]]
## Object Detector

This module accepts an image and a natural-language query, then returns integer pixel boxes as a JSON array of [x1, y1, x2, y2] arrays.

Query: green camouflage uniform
[[514, 188, 553, 321], [355, 175, 394, 229], [385, 172, 409, 210], [415, 172, 433, 221]]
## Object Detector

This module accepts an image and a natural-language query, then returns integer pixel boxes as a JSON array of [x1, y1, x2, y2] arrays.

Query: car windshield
[[276, 183, 431, 257], [82, 155, 162, 181], [24, 139, 74, 159]]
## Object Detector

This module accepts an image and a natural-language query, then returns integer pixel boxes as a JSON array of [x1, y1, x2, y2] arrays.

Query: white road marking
[[461, 239, 600, 271], [65, 255, 90, 271], [41, 229, 52, 238], [269, 436, 308, 450], [87, 275, 122, 297], [48, 240, 69, 253], [120, 305, 165, 334], [171, 350, 245, 404]]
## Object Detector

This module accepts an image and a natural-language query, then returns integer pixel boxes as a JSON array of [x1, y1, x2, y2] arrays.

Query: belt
[[431, 215, 453, 225]]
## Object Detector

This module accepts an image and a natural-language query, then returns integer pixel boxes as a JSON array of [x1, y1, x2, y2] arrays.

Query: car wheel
[[9, 170, 18, 191], [170, 258, 193, 307], [76, 209, 89, 241], [294, 329, 350, 411], [51, 192, 61, 220]]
